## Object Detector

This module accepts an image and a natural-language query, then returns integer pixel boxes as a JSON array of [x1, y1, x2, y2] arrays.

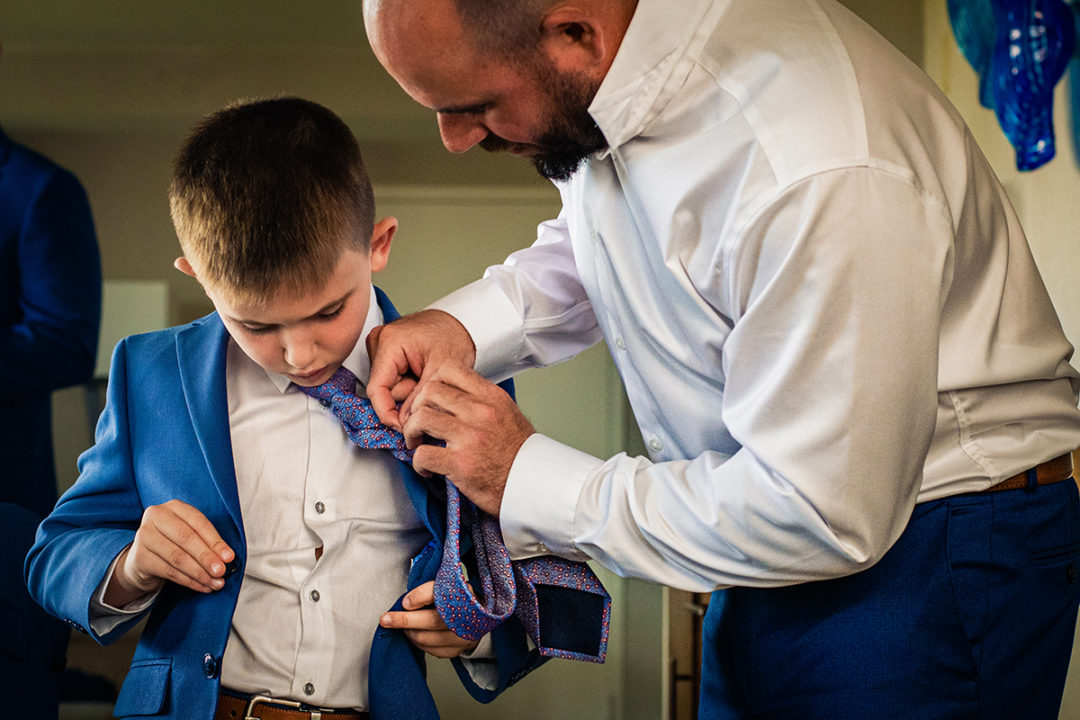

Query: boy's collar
[[264, 285, 383, 394]]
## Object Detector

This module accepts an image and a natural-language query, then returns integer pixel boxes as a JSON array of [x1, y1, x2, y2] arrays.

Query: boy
[[26, 97, 540, 720]]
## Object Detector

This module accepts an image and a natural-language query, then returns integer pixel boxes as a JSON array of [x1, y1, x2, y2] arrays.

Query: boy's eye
[[319, 305, 345, 320], [242, 324, 274, 336]]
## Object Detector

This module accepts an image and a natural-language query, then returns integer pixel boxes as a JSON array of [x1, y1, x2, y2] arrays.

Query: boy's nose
[[282, 330, 317, 371], [437, 113, 488, 153]]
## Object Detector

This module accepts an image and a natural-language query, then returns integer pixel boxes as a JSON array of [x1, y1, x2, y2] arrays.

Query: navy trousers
[[701, 478, 1080, 719]]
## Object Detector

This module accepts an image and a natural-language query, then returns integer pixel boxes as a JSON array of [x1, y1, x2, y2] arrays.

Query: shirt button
[[202, 653, 219, 679], [310, 589, 321, 602], [314, 501, 326, 514], [537, 542, 549, 554], [649, 437, 663, 452], [319, 398, 331, 409], [615, 336, 626, 351], [304, 683, 315, 696]]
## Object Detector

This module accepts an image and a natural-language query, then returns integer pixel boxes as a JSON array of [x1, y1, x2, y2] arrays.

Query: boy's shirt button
[[319, 399, 332, 409], [314, 501, 326, 514], [304, 683, 315, 695]]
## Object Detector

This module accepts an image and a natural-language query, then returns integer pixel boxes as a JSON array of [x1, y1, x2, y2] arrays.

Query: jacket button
[[225, 559, 240, 576], [203, 653, 219, 679]]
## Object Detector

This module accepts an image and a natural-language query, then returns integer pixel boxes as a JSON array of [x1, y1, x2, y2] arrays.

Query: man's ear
[[370, 216, 398, 273], [539, 4, 611, 73], [173, 256, 197, 278]]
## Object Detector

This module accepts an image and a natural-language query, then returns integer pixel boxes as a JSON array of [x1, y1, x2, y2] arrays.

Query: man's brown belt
[[985, 453, 1074, 492]]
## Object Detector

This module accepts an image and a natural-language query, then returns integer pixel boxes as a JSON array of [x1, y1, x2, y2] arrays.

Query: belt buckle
[[244, 694, 335, 720]]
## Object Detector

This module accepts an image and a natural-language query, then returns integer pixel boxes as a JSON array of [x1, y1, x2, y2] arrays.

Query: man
[[363, 0, 1080, 716]]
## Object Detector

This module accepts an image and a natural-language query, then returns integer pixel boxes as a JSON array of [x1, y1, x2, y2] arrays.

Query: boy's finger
[[149, 514, 228, 581], [402, 580, 435, 610], [404, 629, 477, 657], [380, 608, 445, 630], [170, 501, 235, 565], [138, 542, 223, 594]]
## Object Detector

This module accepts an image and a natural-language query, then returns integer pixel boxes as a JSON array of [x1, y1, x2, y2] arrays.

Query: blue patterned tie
[[299, 366, 611, 662]]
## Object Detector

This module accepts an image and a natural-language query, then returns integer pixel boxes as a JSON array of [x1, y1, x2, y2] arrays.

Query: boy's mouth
[[290, 367, 329, 385]]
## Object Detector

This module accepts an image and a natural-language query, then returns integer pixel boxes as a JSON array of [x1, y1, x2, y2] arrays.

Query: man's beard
[[480, 66, 607, 182]]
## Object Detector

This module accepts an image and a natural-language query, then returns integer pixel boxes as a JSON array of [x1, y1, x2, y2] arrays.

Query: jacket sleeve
[[25, 338, 151, 644]]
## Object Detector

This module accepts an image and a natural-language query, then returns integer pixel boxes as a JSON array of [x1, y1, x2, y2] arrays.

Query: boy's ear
[[174, 257, 197, 278], [369, 217, 398, 273]]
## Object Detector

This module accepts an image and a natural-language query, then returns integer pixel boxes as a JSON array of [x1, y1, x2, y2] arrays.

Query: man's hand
[[401, 365, 534, 516], [379, 581, 481, 658], [104, 499, 234, 608], [366, 309, 477, 429]]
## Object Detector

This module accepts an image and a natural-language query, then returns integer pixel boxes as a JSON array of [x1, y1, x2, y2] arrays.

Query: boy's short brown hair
[[170, 96, 375, 306]]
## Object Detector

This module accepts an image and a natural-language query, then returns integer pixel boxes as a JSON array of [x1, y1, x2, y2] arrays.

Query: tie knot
[[298, 366, 358, 402], [297, 365, 412, 462]]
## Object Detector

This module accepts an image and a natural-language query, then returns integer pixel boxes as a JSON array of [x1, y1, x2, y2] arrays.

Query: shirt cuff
[[456, 634, 499, 691], [427, 279, 523, 381], [89, 548, 159, 636], [500, 434, 603, 562]]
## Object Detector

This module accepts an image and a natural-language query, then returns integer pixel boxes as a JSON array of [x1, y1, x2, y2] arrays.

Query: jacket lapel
[[374, 287, 447, 540], [175, 313, 244, 534]]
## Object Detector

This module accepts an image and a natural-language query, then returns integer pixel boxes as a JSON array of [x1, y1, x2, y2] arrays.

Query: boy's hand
[[379, 581, 481, 659], [104, 499, 234, 608]]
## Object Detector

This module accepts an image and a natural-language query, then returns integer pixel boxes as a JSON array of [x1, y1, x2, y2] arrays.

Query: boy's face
[[178, 219, 395, 387]]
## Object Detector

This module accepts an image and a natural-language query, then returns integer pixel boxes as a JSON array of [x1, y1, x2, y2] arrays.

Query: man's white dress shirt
[[432, 0, 1080, 591]]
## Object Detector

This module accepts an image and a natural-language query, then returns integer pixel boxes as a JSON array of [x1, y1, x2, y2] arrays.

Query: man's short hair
[[451, 0, 552, 61], [169, 96, 375, 306]]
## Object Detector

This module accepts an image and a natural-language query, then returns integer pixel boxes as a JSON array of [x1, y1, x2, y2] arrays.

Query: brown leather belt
[[215, 691, 368, 720], [985, 453, 1074, 492]]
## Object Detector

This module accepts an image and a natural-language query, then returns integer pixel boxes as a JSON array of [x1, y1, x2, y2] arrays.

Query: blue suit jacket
[[26, 288, 541, 719], [0, 127, 101, 518]]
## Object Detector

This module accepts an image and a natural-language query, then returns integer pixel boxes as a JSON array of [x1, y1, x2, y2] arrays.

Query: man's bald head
[[365, 0, 552, 65]]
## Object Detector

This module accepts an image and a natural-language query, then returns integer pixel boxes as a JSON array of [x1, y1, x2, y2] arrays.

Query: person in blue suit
[[1, 96, 101, 717], [0, 124, 101, 519], [26, 97, 540, 720]]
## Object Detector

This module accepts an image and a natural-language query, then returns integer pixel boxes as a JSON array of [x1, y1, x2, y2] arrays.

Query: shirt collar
[[264, 285, 384, 395], [589, 0, 718, 152]]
